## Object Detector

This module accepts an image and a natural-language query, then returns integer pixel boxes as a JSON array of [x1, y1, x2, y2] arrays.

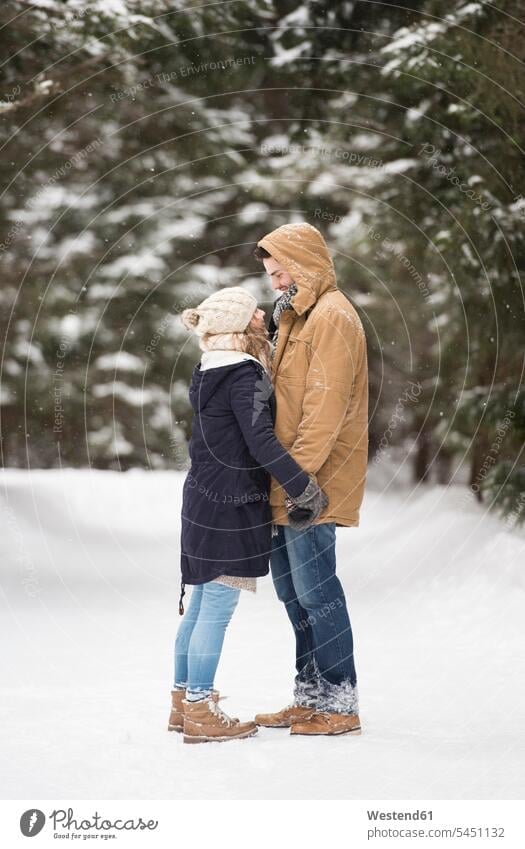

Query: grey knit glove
[[285, 474, 329, 530]]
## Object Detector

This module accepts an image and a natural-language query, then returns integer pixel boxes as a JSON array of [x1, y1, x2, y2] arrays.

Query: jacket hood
[[257, 222, 337, 316], [189, 357, 259, 412]]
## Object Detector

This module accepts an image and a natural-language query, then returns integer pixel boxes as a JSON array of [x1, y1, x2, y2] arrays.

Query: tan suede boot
[[183, 696, 258, 744], [254, 704, 316, 728], [168, 688, 186, 732], [291, 711, 362, 736], [168, 689, 238, 732]]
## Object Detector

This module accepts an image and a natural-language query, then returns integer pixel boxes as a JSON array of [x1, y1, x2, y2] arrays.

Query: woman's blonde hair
[[199, 321, 272, 373]]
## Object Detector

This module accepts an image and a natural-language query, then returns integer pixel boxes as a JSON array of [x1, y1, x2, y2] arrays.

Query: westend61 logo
[[19, 807, 158, 838]]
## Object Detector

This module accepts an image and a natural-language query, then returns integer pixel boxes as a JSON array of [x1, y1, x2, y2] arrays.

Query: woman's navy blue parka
[[180, 357, 309, 585]]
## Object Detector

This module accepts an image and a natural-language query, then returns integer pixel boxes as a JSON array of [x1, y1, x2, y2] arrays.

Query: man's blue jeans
[[174, 582, 240, 699], [271, 523, 359, 714]]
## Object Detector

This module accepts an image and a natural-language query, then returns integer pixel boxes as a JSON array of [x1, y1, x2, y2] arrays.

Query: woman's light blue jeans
[[174, 582, 240, 700]]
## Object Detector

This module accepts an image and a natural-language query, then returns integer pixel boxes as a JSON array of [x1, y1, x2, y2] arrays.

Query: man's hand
[[285, 474, 329, 530]]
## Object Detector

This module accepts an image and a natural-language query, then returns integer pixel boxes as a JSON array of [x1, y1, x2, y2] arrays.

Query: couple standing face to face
[[248, 257, 294, 332]]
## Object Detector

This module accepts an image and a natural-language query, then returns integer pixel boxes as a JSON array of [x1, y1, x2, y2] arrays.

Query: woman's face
[[248, 307, 266, 331]]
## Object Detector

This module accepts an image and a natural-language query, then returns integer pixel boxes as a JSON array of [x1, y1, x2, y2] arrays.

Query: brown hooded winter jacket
[[257, 222, 368, 526]]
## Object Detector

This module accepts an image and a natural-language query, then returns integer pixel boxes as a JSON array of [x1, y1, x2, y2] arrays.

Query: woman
[[168, 286, 327, 744]]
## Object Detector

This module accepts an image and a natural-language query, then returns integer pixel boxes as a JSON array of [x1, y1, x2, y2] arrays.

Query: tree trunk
[[469, 431, 491, 503], [413, 427, 432, 483]]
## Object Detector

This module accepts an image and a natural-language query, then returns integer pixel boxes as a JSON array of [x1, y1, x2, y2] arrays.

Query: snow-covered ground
[[1, 468, 524, 800]]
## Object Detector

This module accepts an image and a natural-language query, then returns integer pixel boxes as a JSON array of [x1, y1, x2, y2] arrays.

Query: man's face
[[262, 256, 294, 293]]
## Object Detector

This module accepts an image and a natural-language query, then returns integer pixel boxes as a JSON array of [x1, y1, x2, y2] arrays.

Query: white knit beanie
[[180, 287, 258, 337]]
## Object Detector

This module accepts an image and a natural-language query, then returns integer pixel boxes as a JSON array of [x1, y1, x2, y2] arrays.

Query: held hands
[[285, 474, 329, 531]]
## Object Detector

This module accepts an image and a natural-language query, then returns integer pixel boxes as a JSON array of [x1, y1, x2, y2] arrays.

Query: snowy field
[[1, 468, 524, 800]]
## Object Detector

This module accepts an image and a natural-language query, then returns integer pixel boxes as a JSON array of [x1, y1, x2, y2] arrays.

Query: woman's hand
[[285, 474, 329, 530]]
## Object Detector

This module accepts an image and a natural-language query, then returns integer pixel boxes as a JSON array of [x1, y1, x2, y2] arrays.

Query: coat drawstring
[[178, 581, 186, 616]]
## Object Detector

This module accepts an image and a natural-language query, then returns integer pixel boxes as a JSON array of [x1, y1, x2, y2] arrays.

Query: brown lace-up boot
[[291, 711, 362, 736], [167, 688, 186, 732], [183, 695, 258, 744], [254, 704, 316, 728], [168, 689, 238, 732]]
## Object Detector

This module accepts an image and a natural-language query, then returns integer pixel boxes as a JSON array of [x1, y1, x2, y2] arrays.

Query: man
[[253, 222, 368, 736]]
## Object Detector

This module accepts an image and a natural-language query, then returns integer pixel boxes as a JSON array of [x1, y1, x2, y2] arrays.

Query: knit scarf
[[272, 282, 298, 327], [271, 282, 298, 359]]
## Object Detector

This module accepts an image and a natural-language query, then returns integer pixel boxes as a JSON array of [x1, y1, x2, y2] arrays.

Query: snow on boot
[[254, 704, 316, 728], [183, 696, 258, 744], [168, 689, 238, 732], [210, 690, 239, 723]]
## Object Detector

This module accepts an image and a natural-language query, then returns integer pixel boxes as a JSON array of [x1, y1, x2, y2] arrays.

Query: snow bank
[[0, 469, 523, 799]]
